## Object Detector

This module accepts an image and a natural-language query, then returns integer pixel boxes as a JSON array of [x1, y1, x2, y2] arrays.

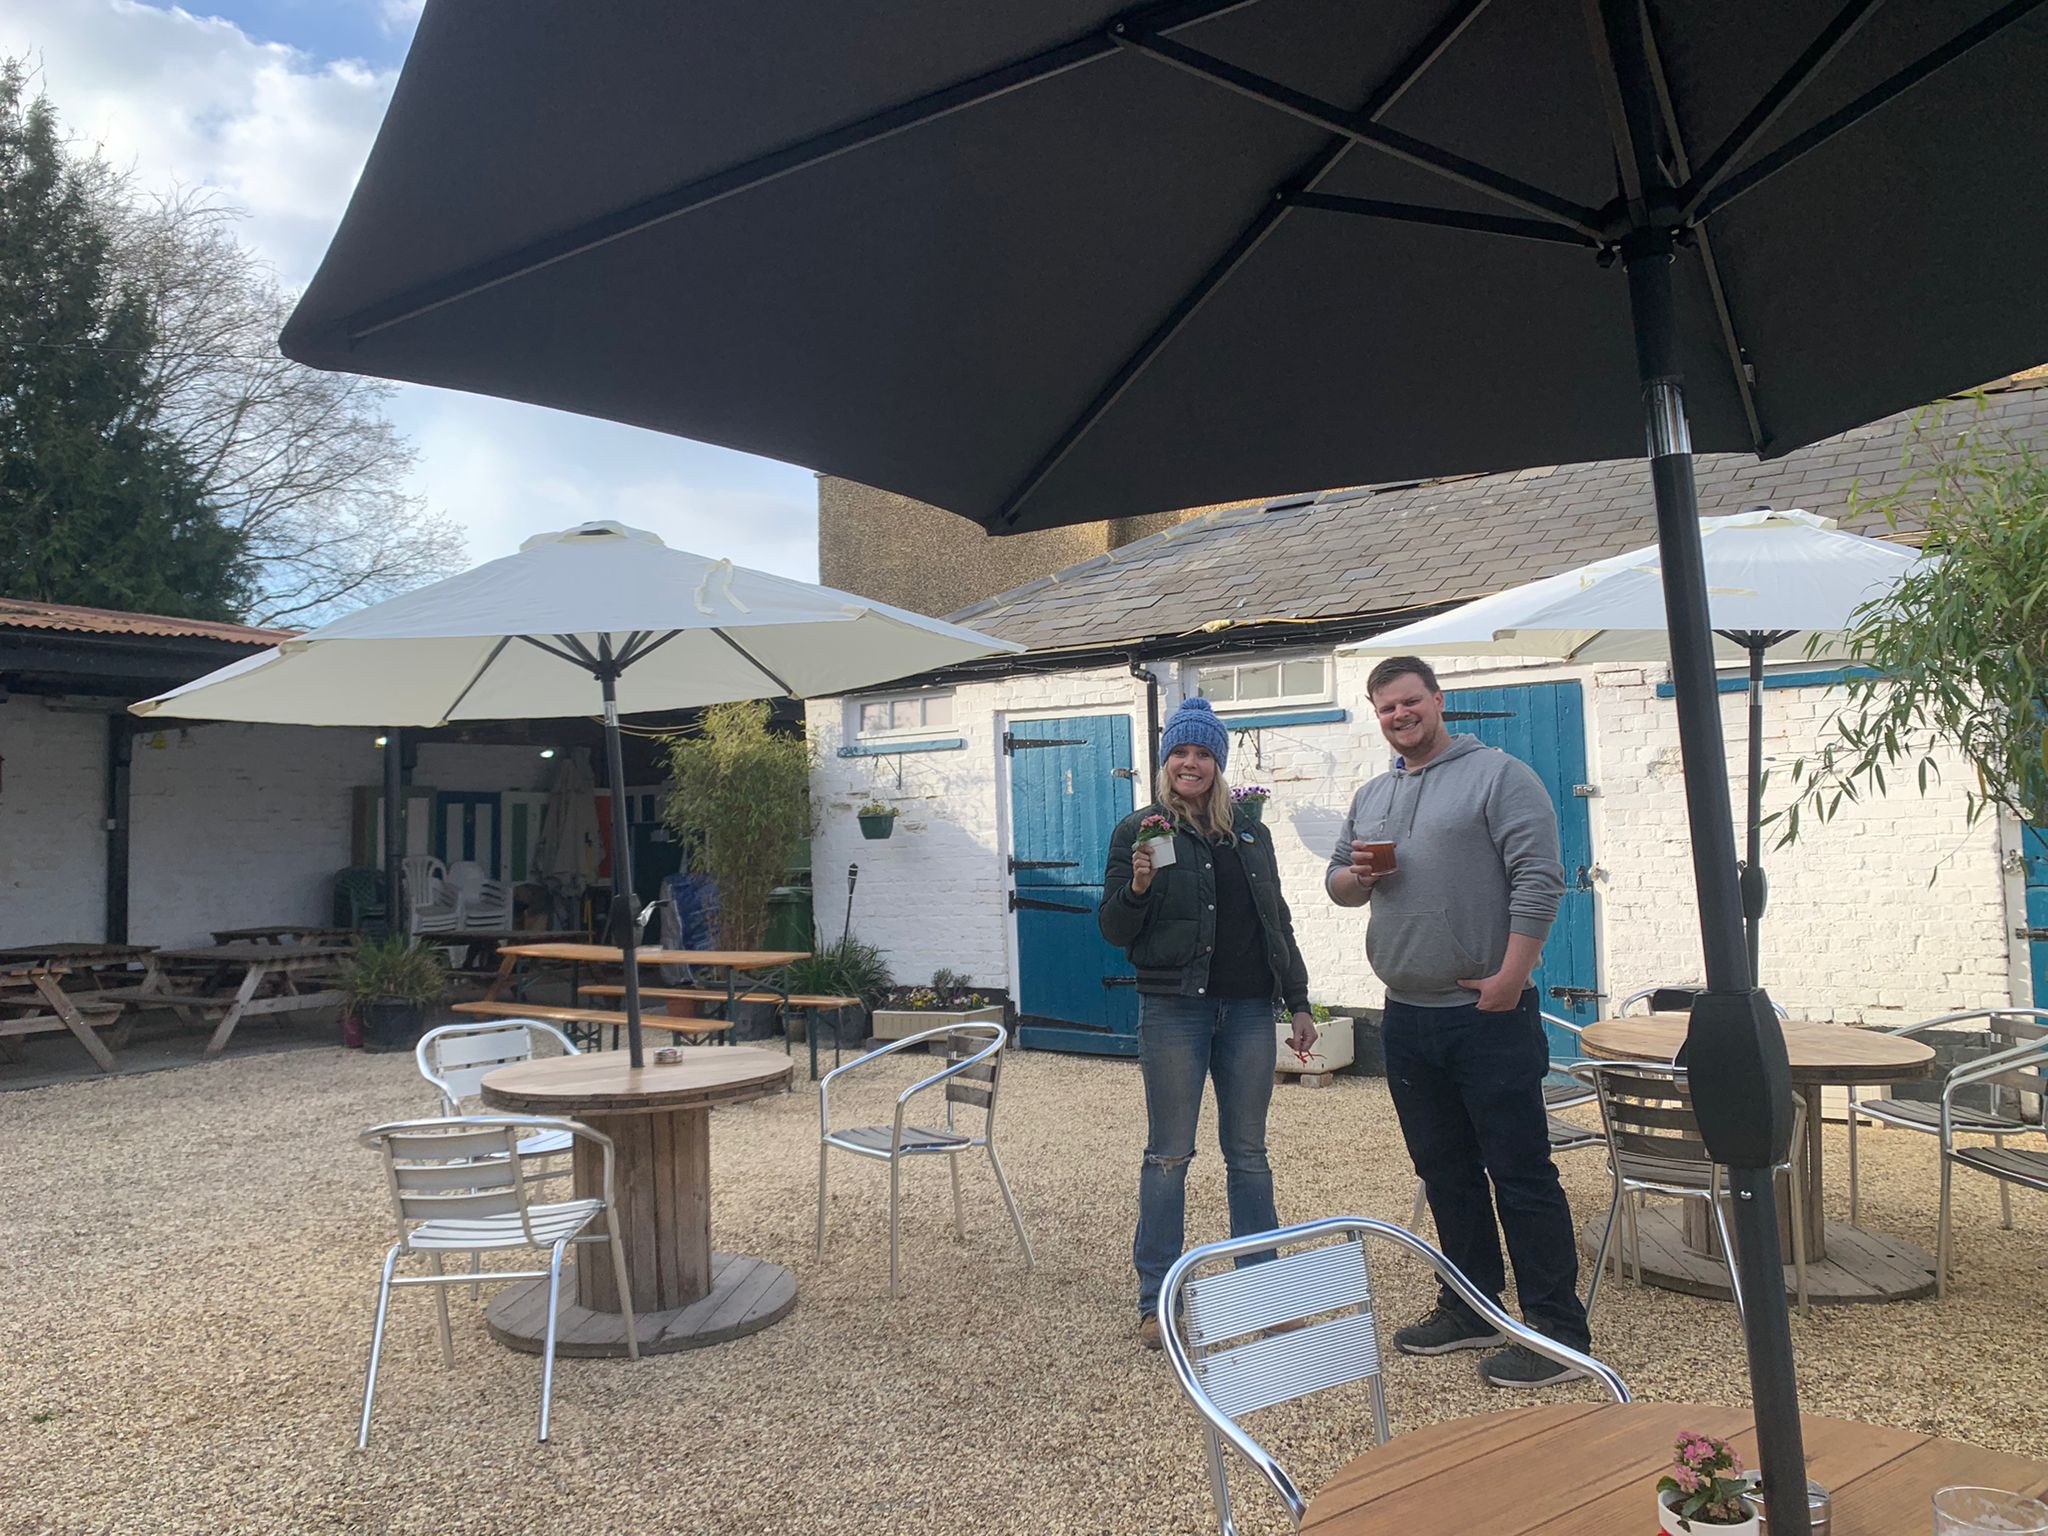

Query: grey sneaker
[[1392, 1305, 1506, 1356], [1481, 1343, 1585, 1388]]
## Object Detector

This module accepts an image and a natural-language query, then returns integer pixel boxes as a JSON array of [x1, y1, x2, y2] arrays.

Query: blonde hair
[[1154, 762, 1235, 841]]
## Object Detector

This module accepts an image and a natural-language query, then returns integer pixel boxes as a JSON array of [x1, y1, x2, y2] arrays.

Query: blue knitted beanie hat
[[1159, 696, 1229, 773]]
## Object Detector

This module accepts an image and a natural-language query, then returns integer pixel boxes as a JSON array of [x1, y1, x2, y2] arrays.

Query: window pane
[[1281, 658, 1326, 697], [891, 699, 920, 730], [1195, 667, 1234, 702], [923, 694, 953, 727], [859, 703, 888, 734], [1238, 662, 1281, 701]]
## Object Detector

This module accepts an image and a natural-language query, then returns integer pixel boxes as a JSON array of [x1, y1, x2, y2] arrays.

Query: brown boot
[[1137, 1316, 1163, 1351]]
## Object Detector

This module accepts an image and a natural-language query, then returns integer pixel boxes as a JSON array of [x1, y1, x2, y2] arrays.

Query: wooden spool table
[[1303, 1402, 2048, 1534], [1579, 1013, 1937, 1304], [479, 1046, 794, 1357]]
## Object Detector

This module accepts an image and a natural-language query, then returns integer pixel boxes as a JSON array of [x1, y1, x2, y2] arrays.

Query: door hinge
[[1008, 857, 1079, 873], [1009, 892, 1091, 915], [1572, 783, 1599, 797], [1111, 767, 1139, 780], [1003, 733, 1086, 754], [2017, 927, 2048, 943], [1102, 976, 1137, 988]]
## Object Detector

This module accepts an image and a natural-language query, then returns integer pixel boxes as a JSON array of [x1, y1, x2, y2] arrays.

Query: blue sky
[[0, 0, 821, 583]]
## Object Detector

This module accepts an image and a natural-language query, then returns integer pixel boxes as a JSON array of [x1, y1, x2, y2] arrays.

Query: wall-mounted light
[[373, 735, 389, 748], [539, 748, 557, 759]]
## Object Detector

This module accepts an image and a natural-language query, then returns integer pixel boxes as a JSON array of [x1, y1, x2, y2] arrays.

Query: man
[[1326, 655, 1590, 1387]]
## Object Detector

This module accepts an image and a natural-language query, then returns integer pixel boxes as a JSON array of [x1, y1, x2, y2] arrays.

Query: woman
[[1099, 695, 1317, 1348]]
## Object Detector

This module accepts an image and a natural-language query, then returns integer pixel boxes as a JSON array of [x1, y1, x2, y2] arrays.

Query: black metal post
[[841, 862, 860, 947], [1743, 640, 1769, 983], [1624, 228, 1808, 1535], [383, 727, 403, 941], [104, 715, 133, 944], [598, 648, 645, 1068]]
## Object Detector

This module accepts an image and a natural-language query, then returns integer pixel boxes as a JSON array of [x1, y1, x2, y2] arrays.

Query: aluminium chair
[[417, 1020, 581, 1162], [357, 1114, 637, 1446], [1619, 984, 1789, 1021], [1934, 1030, 2048, 1295], [1407, 1011, 1601, 1231], [1160, 1216, 1629, 1535], [1572, 1060, 1809, 1321], [1845, 1008, 2048, 1227], [816, 1022, 1034, 1298]]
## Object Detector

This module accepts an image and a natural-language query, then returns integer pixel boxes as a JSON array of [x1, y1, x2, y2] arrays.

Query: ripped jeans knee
[[1143, 1149, 1195, 1171]]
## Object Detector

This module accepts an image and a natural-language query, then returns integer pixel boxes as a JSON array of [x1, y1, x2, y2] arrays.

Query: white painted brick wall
[[0, 700, 108, 945], [809, 653, 2022, 1024]]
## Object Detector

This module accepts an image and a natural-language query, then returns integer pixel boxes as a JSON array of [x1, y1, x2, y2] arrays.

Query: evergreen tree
[[0, 64, 251, 620]]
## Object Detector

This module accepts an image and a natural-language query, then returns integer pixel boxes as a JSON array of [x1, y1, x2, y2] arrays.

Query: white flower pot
[[1659, 1490, 1761, 1536], [871, 1004, 1005, 1042], [1141, 835, 1177, 869], [1275, 1014, 1354, 1074]]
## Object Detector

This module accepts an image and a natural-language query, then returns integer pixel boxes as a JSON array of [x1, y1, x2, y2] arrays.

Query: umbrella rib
[[1118, 30, 1605, 238], [615, 629, 684, 671], [443, 636, 513, 721], [992, 0, 1498, 527], [520, 634, 592, 670], [1688, 0, 2048, 226], [1282, 193, 1597, 247], [1680, 0, 1887, 215], [339, 0, 1262, 342], [1638, 6, 1766, 452], [711, 630, 795, 697]]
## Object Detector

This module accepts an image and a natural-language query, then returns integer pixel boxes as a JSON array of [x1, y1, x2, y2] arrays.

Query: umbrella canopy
[[273, 6, 2048, 1526], [1342, 507, 1921, 665], [1345, 506, 1923, 977], [135, 521, 1022, 1067]]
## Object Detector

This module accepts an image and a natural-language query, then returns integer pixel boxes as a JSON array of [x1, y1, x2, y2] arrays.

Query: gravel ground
[[3, 1043, 2042, 1536]]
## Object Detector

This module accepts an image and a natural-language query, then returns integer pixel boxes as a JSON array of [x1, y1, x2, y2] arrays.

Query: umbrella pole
[[1744, 640, 1768, 984], [597, 654, 645, 1069], [382, 727, 403, 942], [1623, 232, 1809, 1533]]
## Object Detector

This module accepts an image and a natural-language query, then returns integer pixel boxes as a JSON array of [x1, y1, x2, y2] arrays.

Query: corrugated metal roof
[[947, 381, 2048, 654], [0, 598, 292, 645]]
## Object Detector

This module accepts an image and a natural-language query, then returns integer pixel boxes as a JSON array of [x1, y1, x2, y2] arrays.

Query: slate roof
[[0, 598, 292, 645], [948, 380, 2048, 656]]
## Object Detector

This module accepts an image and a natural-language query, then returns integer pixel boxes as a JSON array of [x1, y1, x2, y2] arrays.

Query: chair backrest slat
[[1186, 1235, 1371, 1346], [1200, 1312, 1383, 1419], [419, 1021, 576, 1111], [945, 1028, 1003, 1111], [398, 1188, 524, 1221], [384, 1125, 518, 1163]]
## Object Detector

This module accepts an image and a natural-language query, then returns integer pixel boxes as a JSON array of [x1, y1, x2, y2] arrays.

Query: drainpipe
[[1128, 653, 1160, 779], [105, 715, 133, 943]]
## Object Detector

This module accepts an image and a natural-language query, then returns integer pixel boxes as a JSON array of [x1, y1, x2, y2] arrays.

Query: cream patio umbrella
[[135, 520, 1023, 1065]]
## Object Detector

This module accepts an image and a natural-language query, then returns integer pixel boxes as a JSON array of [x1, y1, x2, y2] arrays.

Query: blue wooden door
[[1442, 682, 1598, 1058], [1008, 715, 1140, 1055], [2024, 825, 2048, 1006]]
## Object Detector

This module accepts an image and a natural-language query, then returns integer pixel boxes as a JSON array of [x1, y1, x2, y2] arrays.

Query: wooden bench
[[450, 1000, 733, 1049], [570, 987, 864, 1078], [0, 968, 125, 1072]]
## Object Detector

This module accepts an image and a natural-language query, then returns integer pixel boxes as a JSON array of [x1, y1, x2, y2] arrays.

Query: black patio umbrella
[[281, 4, 2048, 1525]]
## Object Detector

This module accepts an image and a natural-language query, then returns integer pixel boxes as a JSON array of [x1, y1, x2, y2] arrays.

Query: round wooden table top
[[1303, 1402, 2048, 1535], [1581, 1012, 1935, 1085], [479, 1046, 791, 1115]]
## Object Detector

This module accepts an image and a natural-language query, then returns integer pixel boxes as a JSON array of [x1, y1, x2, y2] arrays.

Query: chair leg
[[358, 1245, 402, 1450], [1785, 1167, 1811, 1317], [1622, 1192, 1643, 1285], [468, 1248, 483, 1302], [538, 1238, 568, 1443], [1996, 1137, 2013, 1229], [988, 1144, 1035, 1270], [606, 1226, 640, 1362], [815, 1142, 831, 1261], [888, 1155, 903, 1300], [1708, 1191, 1749, 1327], [1408, 1175, 1427, 1232], [949, 1152, 966, 1242], [1936, 1151, 1955, 1298], [429, 1252, 455, 1367], [1584, 1170, 1624, 1323], [1846, 1094, 1861, 1227]]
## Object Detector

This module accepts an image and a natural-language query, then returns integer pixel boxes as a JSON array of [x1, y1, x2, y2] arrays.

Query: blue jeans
[[1133, 994, 1281, 1316], [1383, 988, 1591, 1350]]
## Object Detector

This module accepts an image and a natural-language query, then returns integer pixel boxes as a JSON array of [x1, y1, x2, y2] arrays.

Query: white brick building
[[809, 384, 2048, 1044]]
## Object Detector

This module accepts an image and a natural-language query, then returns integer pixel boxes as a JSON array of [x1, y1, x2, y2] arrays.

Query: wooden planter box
[[871, 1004, 1005, 1042]]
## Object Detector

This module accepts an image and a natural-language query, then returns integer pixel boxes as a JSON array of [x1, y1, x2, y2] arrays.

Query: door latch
[[1573, 864, 1606, 890], [1548, 985, 1603, 1006], [2017, 927, 2048, 943], [1111, 767, 1138, 780]]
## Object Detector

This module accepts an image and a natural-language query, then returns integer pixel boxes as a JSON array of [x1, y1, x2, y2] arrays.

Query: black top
[[1206, 835, 1274, 1001]]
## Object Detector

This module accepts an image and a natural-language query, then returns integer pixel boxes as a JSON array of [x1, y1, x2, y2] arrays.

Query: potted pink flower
[[1656, 1433, 1760, 1535], [1135, 812, 1177, 868]]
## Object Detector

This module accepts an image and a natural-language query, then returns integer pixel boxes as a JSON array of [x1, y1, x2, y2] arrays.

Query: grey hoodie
[[1325, 734, 1563, 1008]]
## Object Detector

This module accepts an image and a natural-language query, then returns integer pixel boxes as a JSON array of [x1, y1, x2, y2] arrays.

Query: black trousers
[[1383, 987, 1591, 1350]]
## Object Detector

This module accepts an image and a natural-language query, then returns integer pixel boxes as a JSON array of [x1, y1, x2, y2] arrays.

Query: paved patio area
[[3, 1043, 2041, 1535]]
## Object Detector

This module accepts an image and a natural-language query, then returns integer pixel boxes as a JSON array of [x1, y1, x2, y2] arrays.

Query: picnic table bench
[[0, 965, 125, 1072], [578, 984, 864, 1075], [93, 943, 348, 1054], [208, 926, 358, 947]]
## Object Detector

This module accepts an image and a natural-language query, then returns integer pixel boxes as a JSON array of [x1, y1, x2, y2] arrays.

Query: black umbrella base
[[1582, 1210, 1935, 1305], [484, 1252, 796, 1356]]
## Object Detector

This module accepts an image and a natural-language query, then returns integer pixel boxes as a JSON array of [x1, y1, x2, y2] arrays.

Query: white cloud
[[1, 0, 821, 584]]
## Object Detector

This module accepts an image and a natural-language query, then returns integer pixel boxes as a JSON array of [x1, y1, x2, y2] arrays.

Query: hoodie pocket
[[1366, 908, 1482, 995]]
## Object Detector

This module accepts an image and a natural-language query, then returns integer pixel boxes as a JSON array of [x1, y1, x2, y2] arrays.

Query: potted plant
[[872, 969, 1008, 1042], [1656, 1433, 1761, 1535], [856, 799, 900, 840], [341, 936, 448, 1054], [1231, 783, 1271, 824], [1273, 1002, 1354, 1077], [782, 935, 894, 1046], [1135, 812, 1177, 867]]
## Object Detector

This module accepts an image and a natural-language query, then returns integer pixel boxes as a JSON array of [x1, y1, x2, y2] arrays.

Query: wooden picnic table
[[478, 1047, 794, 1356], [208, 926, 358, 947], [0, 943, 160, 992], [0, 964, 124, 1072], [1302, 1401, 2048, 1535], [467, 943, 811, 1050], [112, 942, 350, 1054], [1580, 1012, 1937, 1303]]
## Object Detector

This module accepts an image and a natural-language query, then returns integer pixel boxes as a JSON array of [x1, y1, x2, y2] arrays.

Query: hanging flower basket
[[1232, 785, 1271, 824], [857, 801, 899, 840]]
